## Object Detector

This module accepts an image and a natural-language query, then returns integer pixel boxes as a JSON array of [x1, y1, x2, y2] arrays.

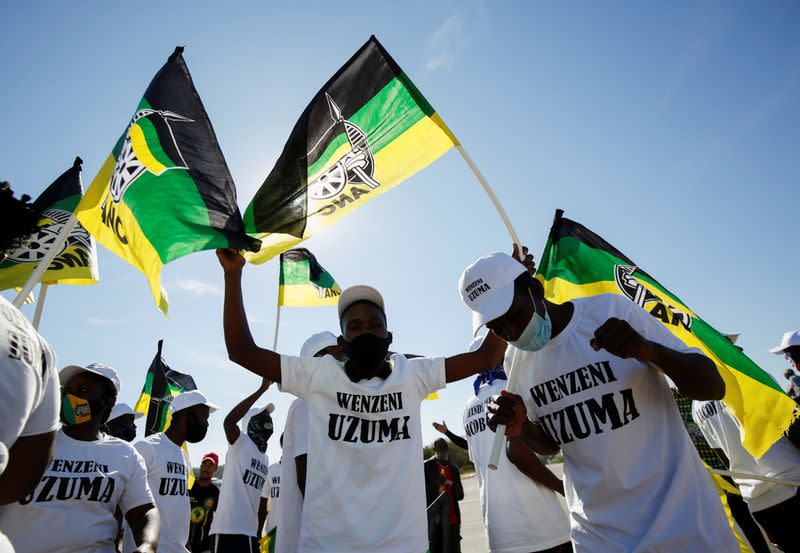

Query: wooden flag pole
[[31, 284, 49, 330], [12, 214, 78, 308], [455, 143, 525, 471]]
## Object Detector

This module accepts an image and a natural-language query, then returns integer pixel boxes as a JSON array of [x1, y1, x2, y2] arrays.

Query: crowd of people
[[1, 180, 800, 553]]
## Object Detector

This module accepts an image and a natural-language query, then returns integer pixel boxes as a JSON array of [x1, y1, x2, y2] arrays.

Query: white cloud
[[87, 316, 127, 326], [175, 278, 221, 296], [425, 13, 465, 71]]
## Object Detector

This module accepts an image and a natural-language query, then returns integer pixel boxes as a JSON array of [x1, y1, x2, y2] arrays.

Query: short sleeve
[[21, 352, 60, 437], [292, 402, 309, 457], [692, 402, 723, 449], [261, 474, 270, 499], [134, 440, 154, 471], [0, 355, 37, 449], [407, 356, 446, 399], [279, 355, 332, 399], [622, 299, 701, 356], [120, 446, 155, 513]]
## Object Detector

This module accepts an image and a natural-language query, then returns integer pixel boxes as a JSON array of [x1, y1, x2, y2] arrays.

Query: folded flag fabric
[[278, 248, 341, 307]]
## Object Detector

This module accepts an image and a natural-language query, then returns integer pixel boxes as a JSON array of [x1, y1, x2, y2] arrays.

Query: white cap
[[300, 331, 339, 357], [242, 404, 275, 430], [170, 390, 219, 414], [724, 332, 741, 345], [459, 252, 527, 336], [60, 363, 121, 394], [770, 331, 800, 354], [338, 285, 385, 320], [108, 403, 144, 422]]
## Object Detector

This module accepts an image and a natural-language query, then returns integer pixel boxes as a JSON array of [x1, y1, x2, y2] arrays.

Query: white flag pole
[[272, 305, 282, 351], [455, 143, 526, 471], [31, 283, 49, 330], [710, 468, 799, 487], [12, 214, 78, 308]]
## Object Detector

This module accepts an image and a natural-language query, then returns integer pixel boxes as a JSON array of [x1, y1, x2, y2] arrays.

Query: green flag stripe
[[135, 116, 180, 169], [280, 258, 336, 288], [46, 194, 81, 213]]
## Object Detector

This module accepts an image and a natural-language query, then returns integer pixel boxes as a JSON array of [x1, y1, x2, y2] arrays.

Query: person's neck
[[195, 477, 212, 487], [344, 360, 391, 382], [63, 422, 102, 441], [164, 426, 185, 447], [544, 298, 574, 340]]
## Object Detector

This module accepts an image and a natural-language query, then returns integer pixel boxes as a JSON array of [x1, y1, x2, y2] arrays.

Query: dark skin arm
[[295, 454, 307, 497], [125, 503, 160, 553], [0, 430, 56, 504], [218, 249, 282, 382], [444, 331, 507, 383], [506, 437, 564, 495], [432, 422, 468, 450], [224, 378, 270, 444], [590, 317, 725, 400], [487, 390, 561, 456], [257, 496, 268, 536]]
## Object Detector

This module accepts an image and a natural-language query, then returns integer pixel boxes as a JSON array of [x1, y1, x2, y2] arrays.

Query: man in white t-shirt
[[693, 399, 800, 551], [0, 362, 160, 553], [124, 391, 219, 553], [209, 379, 273, 552], [467, 250, 737, 552], [259, 454, 281, 550], [217, 249, 508, 553], [0, 183, 61, 515]]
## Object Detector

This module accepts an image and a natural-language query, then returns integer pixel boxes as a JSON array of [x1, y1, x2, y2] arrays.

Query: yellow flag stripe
[[129, 123, 168, 175], [278, 283, 340, 307]]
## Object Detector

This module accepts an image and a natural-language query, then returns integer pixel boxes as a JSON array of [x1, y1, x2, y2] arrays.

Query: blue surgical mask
[[509, 291, 552, 352]]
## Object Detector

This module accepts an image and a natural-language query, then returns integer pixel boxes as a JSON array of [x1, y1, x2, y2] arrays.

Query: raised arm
[[218, 249, 281, 382], [444, 331, 507, 384], [432, 421, 468, 450], [224, 378, 271, 444]]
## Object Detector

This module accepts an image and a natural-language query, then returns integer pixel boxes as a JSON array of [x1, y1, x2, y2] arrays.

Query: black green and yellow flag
[[538, 210, 798, 457], [0, 157, 99, 290], [135, 340, 197, 437], [76, 47, 259, 313], [244, 35, 458, 264], [278, 248, 341, 307]]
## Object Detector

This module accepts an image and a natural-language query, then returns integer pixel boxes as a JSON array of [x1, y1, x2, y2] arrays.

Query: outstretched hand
[[217, 248, 246, 273], [512, 244, 535, 274], [432, 421, 449, 435]]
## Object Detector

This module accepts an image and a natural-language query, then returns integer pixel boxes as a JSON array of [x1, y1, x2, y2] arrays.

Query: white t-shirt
[[263, 462, 282, 535], [280, 353, 446, 553], [123, 433, 191, 553], [692, 400, 800, 511], [464, 378, 570, 553], [277, 398, 308, 553], [0, 295, 59, 464], [209, 433, 269, 537], [509, 294, 737, 553], [0, 429, 153, 553]]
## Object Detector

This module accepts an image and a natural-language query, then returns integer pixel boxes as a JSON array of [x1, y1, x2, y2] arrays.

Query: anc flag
[[76, 47, 259, 313], [0, 157, 98, 290], [244, 35, 458, 264], [260, 528, 276, 553], [278, 248, 341, 307], [538, 210, 798, 458]]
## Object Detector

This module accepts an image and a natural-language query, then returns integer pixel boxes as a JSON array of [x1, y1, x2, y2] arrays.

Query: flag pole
[[272, 305, 282, 351], [12, 215, 78, 308], [31, 284, 49, 330], [455, 143, 526, 471]]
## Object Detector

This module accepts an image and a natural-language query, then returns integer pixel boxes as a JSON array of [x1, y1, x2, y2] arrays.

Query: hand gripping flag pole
[[454, 143, 524, 471]]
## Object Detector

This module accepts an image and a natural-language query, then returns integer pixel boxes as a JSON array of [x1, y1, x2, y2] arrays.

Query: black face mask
[[185, 413, 208, 443], [343, 333, 391, 371], [115, 425, 136, 442], [247, 412, 274, 453]]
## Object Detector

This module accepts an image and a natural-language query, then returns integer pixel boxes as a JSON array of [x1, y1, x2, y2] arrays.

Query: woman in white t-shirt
[[0, 363, 159, 553]]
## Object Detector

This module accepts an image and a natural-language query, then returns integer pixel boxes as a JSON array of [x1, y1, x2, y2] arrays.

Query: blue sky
[[2, 1, 798, 465]]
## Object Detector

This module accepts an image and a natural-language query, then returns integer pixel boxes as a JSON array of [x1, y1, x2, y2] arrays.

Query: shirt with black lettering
[[280, 353, 445, 553], [276, 398, 307, 553], [464, 378, 570, 553], [0, 429, 153, 553], [509, 294, 737, 553], [262, 462, 281, 537], [209, 432, 269, 537], [123, 433, 191, 553]]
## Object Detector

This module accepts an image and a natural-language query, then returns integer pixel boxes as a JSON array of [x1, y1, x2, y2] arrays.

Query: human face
[[62, 372, 113, 425], [199, 459, 217, 480], [485, 281, 540, 342], [785, 347, 800, 368], [106, 414, 137, 442], [340, 302, 389, 343], [183, 405, 211, 443]]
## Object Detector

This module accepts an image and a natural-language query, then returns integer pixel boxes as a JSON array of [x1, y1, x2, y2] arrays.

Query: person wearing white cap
[[0, 363, 160, 553], [123, 390, 219, 553], [209, 379, 273, 552], [277, 332, 343, 553], [105, 403, 145, 442], [464, 247, 735, 552], [217, 249, 507, 553], [770, 331, 800, 368]]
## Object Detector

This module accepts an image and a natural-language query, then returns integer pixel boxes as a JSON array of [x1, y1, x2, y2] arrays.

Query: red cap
[[202, 452, 219, 466]]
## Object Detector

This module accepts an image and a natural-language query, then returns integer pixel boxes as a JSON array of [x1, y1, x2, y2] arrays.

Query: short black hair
[[339, 300, 387, 330], [0, 181, 41, 256]]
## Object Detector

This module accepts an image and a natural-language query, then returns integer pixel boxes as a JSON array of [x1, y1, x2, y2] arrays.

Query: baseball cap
[[242, 404, 275, 430], [107, 403, 144, 423], [724, 332, 741, 345], [459, 252, 527, 336], [59, 363, 121, 394], [202, 452, 219, 466], [769, 331, 800, 354], [170, 390, 219, 414], [337, 285, 385, 320], [300, 331, 339, 357]]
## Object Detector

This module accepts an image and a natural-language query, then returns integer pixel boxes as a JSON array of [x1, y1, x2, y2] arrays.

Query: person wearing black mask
[[104, 403, 144, 442], [123, 390, 218, 553], [0, 363, 160, 553], [209, 379, 273, 552], [217, 248, 509, 553]]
